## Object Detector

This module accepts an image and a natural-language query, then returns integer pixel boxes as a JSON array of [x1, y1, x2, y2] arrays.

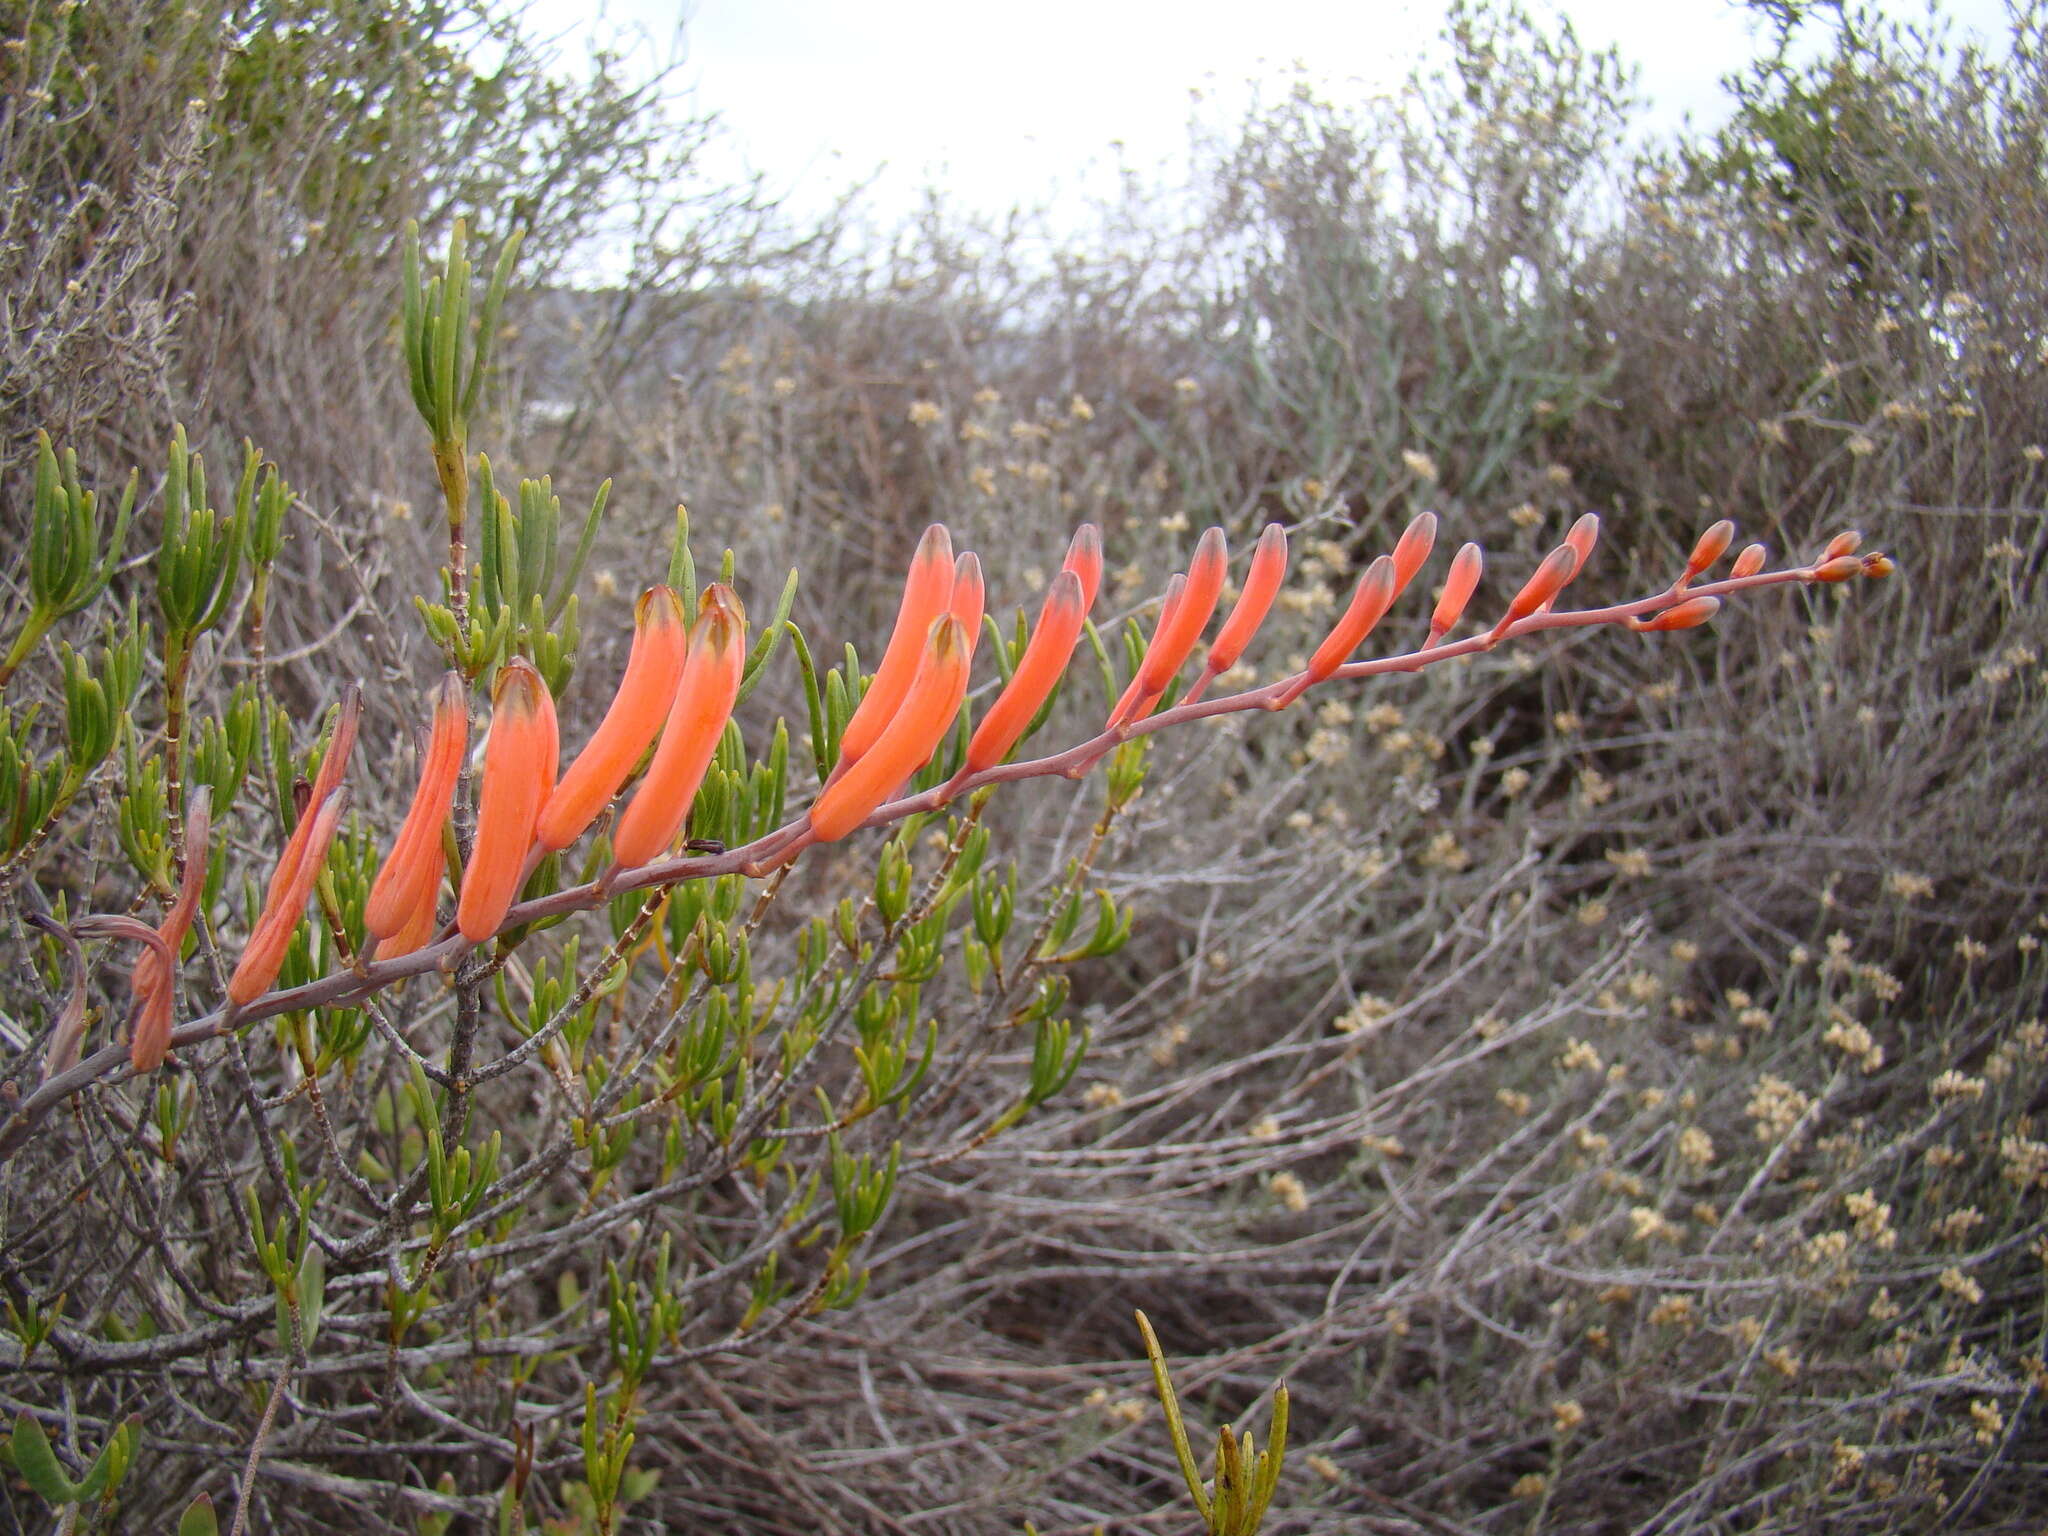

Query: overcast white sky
[[519, 0, 2019, 238]]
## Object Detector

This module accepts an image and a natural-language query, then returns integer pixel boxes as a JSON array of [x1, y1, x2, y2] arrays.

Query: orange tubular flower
[[1539, 513, 1601, 615], [129, 787, 212, 1072], [1306, 555, 1397, 685], [1564, 512, 1602, 569], [1207, 523, 1288, 676], [228, 787, 349, 1006], [966, 569, 1087, 773], [383, 847, 446, 960], [610, 585, 748, 872], [947, 552, 985, 656], [1109, 576, 1183, 727], [1493, 543, 1582, 639], [1632, 596, 1721, 632], [456, 658, 560, 943], [1061, 523, 1104, 614], [810, 616, 972, 843], [364, 673, 469, 942], [536, 585, 688, 852], [1134, 527, 1228, 702], [837, 524, 955, 768], [1427, 542, 1484, 646], [1390, 511, 1438, 597], [1731, 543, 1768, 579], [1679, 519, 1736, 587], [264, 685, 361, 909]]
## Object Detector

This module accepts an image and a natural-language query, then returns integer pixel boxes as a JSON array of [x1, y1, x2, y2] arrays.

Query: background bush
[[2, 1, 2043, 1531]]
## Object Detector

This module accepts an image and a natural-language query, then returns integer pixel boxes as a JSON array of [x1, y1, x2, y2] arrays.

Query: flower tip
[[949, 552, 985, 637], [637, 583, 688, 630], [1062, 522, 1105, 611], [436, 668, 467, 712], [1392, 510, 1438, 591], [1860, 552, 1895, 579], [700, 580, 746, 631], [494, 654, 550, 712], [1683, 519, 1737, 581]]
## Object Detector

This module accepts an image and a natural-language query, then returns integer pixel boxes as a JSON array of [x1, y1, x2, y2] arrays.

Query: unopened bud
[[1681, 520, 1736, 585], [1812, 556, 1863, 583], [1861, 553, 1894, 579], [1633, 596, 1721, 632], [1821, 530, 1862, 561], [1731, 543, 1767, 579]]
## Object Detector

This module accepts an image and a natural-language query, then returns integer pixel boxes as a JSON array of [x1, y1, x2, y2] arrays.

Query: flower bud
[[1632, 596, 1721, 632], [838, 525, 954, 768], [612, 586, 748, 872], [366, 674, 467, 940], [1680, 519, 1736, 585], [1208, 523, 1287, 674], [536, 586, 687, 852], [1307, 556, 1396, 684], [1427, 542, 1484, 645], [812, 616, 972, 843], [456, 658, 559, 943], [1390, 511, 1437, 596]]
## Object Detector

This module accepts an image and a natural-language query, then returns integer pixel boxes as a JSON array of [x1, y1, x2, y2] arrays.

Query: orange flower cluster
[[104, 512, 1890, 1069]]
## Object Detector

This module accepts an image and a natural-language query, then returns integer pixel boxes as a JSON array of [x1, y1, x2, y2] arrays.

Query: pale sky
[[519, 0, 2019, 239]]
